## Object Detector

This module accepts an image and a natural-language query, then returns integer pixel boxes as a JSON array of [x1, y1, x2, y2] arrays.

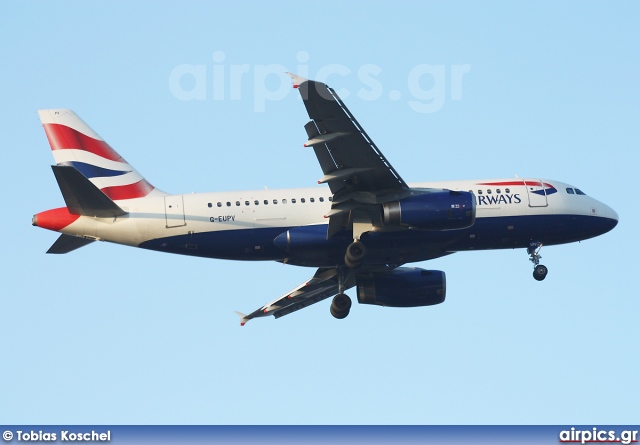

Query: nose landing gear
[[528, 242, 548, 281], [533, 264, 548, 281]]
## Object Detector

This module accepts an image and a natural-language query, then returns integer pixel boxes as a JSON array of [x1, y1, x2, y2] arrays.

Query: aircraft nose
[[609, 206, 619, 223], [599, 203, 619, 233]]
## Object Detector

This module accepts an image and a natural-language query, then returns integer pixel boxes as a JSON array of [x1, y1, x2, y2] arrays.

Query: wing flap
[[290, 74, 411, 239], [296, 80, 408, 194]]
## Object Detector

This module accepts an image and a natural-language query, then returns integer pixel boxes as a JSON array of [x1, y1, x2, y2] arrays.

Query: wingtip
[[286, 72, 308, 89], [234, 311, 249, 326]]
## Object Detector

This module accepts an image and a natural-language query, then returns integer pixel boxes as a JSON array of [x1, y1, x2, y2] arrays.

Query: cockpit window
[[575, 188, 586, 195], [566, 188, 575, 194]]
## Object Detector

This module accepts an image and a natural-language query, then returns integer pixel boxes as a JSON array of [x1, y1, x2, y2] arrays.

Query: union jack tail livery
[[38, 109, 163, 201]]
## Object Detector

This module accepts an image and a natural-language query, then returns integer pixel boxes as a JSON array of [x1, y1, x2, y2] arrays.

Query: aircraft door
[[525, 179, 548, 207], [164, 195, 187, 228]]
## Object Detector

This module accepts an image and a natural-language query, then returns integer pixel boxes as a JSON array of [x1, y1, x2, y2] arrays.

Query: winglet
[[234, 311, 250, 327], [286, 72, 308, 89]]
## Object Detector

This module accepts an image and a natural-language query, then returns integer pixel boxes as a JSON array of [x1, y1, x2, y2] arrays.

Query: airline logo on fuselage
[[474, 180, 556, 206], [529, 183, 557, 196], [476, 193, 522, 206]]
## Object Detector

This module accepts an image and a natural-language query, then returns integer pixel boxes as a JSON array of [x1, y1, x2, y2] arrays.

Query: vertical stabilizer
[[38, 109, 165, 200]]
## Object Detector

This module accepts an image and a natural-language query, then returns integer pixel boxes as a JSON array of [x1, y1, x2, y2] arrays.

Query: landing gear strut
[[330, 267, 352, 319], [528, 242, 548, 281]]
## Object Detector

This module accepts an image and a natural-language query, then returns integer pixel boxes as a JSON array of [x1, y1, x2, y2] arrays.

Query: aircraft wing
[[288, 73, 412, 236], [236, 267, 356, 325]]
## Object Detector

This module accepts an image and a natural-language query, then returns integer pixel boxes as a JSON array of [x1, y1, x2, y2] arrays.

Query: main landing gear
[[330, 267, 352, 319], [330, 293, 351, 319], [528, 242, 548, 281], [345, 240, 366, 269]]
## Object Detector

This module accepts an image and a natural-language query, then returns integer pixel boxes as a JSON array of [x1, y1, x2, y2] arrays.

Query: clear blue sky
[[1, 1, 638, 424]]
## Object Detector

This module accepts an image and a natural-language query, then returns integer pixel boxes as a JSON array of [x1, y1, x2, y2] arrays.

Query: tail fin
[[38, 109, 165, 200]]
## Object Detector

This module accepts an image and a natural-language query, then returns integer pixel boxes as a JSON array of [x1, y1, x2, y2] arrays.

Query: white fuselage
[[51, 178, 617, 266]]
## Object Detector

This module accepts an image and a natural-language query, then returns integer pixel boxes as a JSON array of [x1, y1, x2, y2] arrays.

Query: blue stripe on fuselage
[[137, 214, 618, 267]]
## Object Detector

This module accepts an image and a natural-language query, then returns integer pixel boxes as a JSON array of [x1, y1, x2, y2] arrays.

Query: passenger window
[[301, 198, 306, 203], [226, 202, 231, 207], [254, 200, 259, 205], [236, 201, 240, 206], [478, 190, 483, 195], [291, 198, 296, 204], [282, 199, 287, 204], [264, 200, 268, 205], [328, 197, 333, 202], [505, 188, 510, 194], [310, 197, 315, 203], [319, 197, 324, 202], [566, 188, 575, 194], [207, 203, 212, 208], [273, 199, 278, 204], [575, 189, 586, 195], [496, 189, 501, 194], [217, 202, 222, 207], [487, 189, 492, 194]]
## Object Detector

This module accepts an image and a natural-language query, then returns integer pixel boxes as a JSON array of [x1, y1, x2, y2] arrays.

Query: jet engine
[[356, 267, 446, 307], [382, 190, 475, 230]]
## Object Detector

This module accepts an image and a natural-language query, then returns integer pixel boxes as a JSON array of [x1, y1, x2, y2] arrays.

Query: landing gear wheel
[[345, 241, 366, 269], [330, 293, 352, 319], [533, 264, 548, 281]]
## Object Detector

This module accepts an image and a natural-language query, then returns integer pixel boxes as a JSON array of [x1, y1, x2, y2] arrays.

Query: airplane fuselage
[[35, 178, 618, 268]]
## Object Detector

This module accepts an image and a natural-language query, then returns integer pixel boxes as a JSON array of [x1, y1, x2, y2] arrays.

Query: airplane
[[32, 73, 618, 325]]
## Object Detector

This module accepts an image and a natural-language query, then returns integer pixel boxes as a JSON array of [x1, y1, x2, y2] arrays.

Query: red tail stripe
[[101, 179, 154, 200], [478, 181, 526, 186], [478, 180, 546, 187], [43, 123, 125, 163]]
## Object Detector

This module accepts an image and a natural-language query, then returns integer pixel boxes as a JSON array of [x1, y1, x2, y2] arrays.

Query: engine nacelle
[[273, 224, 348, 253], [382, 190, 475, 230], [357, 267, 446, 308]]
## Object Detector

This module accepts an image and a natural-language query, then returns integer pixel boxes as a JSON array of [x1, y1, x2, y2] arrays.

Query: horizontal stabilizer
[[52, 165, 127, 217], [47, 234, 95, 254]]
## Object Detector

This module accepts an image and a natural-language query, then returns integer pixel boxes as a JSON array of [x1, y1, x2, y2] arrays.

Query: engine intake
[[382, 190, 475, 230], [357, 267, 446, 308]]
